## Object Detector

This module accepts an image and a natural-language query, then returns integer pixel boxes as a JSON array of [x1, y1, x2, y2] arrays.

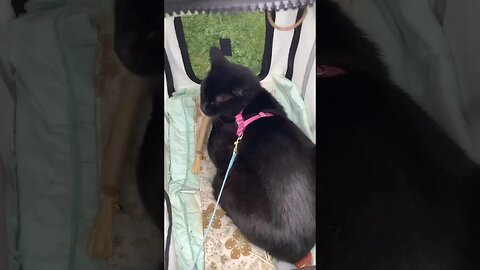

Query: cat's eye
[[232, 88, 243, 96], [215, 94, 233, 104]]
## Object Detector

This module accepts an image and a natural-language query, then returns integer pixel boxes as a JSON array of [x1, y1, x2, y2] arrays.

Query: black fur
[[114, 0, 163, 78], [201, 47, 316, 263], [11, 0, 27, 16], [318, 1, 480, 269]]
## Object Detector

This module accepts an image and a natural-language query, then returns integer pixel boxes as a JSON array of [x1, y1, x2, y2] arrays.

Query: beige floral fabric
[[195, 110, 276, 270]]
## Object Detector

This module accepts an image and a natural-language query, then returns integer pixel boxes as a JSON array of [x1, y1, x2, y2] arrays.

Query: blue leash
[[189, 136, 242, 270]]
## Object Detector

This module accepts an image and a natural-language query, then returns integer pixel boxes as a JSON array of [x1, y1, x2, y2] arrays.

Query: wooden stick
[[88, 75, 147, 258], [191, 113, 212, 175]]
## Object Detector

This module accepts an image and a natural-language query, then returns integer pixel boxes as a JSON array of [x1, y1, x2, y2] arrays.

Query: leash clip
[[233, 135, 243, 153]]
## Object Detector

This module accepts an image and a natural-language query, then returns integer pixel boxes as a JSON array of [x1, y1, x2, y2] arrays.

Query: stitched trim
[[164, 189, 173, 270]]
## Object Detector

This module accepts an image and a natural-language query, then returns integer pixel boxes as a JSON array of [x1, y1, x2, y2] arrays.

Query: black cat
[[114, 0, 480, 269], [318, 1, 480, 269], [201, 47, 316, 264], [114, 0, 163, 78]]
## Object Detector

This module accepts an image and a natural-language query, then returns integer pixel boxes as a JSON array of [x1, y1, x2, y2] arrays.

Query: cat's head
[[200, 47, 263, 118]]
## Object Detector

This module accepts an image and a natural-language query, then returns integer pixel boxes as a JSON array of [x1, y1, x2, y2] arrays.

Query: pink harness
[[235, 110, 274, 137], [234, 64, 344, 137], [317, 64, 346, 77]]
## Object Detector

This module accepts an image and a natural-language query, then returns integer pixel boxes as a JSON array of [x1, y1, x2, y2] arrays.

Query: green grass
[[182, 12, 266, 80]]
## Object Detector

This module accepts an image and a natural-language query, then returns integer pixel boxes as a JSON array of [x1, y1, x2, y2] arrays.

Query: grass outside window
[[182, 12, 266, 80]]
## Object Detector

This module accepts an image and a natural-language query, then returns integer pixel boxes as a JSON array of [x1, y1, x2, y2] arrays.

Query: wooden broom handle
[[101, 75, 146, 197], [195, 115, 212, 154]]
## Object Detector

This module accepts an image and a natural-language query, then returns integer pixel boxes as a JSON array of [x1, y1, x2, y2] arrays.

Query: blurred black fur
[[318, 1, 480, 269], [201, 47, 316, 263], [11, 0, 27, 16]]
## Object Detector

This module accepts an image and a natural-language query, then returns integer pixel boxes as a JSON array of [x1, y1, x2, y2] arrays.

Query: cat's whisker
[[249, 251, 275, 268]]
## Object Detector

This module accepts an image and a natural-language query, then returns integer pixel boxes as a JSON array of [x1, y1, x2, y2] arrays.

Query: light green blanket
[[2, 6, 106, 270]]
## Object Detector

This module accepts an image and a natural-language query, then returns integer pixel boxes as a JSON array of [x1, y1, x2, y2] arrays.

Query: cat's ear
[[210, 47, 228, 66]]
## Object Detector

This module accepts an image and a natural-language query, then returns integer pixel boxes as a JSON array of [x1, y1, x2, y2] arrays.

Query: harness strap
[[317, 64, 347, 77], [235, 110, 274, 137]]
